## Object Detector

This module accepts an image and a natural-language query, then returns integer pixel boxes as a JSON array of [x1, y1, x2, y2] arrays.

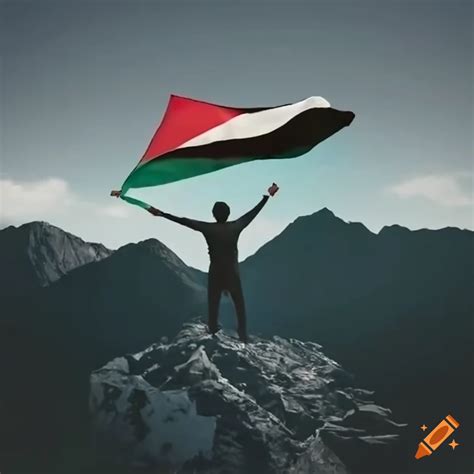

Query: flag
[[116, 95, 354, 208]]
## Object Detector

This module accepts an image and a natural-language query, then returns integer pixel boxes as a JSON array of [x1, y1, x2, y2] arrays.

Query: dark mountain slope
[[239, 209, 473, 474], [35, 238, 207, 369]]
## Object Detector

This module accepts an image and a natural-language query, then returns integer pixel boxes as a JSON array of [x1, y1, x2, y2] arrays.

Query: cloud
[[0, 177, 73, 222], [97, 203, 130, 219], [0, 176, 134, 224], [389, 173, 472, 207]]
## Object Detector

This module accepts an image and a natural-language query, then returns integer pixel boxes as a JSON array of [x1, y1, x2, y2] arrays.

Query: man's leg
[[208, 272, 222, 334], [228, 275, 247, 342]]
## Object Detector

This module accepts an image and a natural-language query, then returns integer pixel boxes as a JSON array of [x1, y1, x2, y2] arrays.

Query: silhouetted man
[[148, 183, 279, 342]]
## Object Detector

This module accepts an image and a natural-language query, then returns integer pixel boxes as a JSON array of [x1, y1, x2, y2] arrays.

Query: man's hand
[[267, 183, 279, 197], [148, 206, 163, 216]]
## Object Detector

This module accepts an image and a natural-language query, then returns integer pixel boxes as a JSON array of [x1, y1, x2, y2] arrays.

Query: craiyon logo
[[415, 414, 460, 460]]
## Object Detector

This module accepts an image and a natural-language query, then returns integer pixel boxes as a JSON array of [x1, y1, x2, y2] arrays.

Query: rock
[[90, 320, 405, 473], [173, 346, 222, 385], [287, 433, 348, 474], [341, 404, 407, 435]]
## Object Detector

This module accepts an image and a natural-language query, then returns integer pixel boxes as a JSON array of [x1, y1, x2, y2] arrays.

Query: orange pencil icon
[[415, 414, 460, 459]]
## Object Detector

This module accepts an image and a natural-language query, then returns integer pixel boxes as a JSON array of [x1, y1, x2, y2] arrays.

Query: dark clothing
[[160, 195, 269, 337], [160, 195, 269, 264], [207, 262, 246, 336]]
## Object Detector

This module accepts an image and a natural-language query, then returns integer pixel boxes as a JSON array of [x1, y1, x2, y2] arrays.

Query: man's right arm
[[149, 207, 208, 232]]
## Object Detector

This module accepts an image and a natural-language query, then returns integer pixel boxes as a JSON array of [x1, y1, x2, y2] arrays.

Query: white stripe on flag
[[178, 96, 331, 150]]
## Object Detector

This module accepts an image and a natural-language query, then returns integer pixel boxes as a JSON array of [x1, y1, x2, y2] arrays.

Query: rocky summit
[[90, 320, 406, 473]]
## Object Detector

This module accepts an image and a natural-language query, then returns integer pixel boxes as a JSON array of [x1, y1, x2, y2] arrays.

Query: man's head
[[212, 201, 230, 223]]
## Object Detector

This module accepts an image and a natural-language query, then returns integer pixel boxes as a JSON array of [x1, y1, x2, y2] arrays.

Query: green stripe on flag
[[120, 195, 151, 210], [120, 146, 312, 209], [123, 156, 253, 191], [122, 146, 313, 191]]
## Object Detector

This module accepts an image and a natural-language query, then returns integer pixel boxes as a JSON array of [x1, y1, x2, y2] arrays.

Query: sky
[[1, 0, 472, 270]]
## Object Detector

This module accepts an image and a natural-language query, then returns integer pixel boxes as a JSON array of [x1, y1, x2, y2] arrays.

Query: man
[[148, 183, 279, 342]]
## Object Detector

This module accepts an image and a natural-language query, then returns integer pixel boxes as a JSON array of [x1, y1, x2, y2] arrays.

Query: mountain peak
[[307, 207, 344, 224], [379, 224, 411, 236], [1, 220, 54, 234], [91, 319, 404, 473], [117, 238, 178, 260], [112, 238, 205, 293], [290, 207, 340, 228], [315, 207, 336, 217], [290, 208, 351, 232], [137, 237, 169, 251], [0, 221, 112, 290], [13, 220, 73, 235], [24, 220, 56, 229]]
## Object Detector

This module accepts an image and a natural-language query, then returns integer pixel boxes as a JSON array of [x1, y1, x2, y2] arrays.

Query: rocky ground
[[90, 320, 407, 473]]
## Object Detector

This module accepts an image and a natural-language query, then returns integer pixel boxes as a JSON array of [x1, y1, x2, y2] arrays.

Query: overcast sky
[[1, 0, 472, 270]]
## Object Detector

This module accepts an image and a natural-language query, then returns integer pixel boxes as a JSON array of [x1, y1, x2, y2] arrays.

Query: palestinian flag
[[115, 95, 354, 208]]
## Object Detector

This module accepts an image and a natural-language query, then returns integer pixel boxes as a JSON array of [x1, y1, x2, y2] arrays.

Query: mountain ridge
[[1, 210, 472, 473]]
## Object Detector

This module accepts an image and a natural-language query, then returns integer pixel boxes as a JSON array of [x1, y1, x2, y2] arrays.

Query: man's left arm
[[234, 183, 279, 231]]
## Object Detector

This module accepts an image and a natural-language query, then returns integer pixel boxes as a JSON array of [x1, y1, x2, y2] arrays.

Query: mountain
[[33, 238, 207, 368], [2, 215, 472, 473], [0, 221, 112, 302], [90, 320, 406, 474], [0, 221, 205, 369], [0, 235, 207, 472], [0, 222, 114, 472], [239, 208, 473, 473]]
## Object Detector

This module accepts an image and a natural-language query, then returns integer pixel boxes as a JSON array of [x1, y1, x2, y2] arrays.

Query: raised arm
[[109, 191, 207, 230], [148, 207, 209, 233], [234, 183, 279, 232], [235, 195, 269, 231]]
